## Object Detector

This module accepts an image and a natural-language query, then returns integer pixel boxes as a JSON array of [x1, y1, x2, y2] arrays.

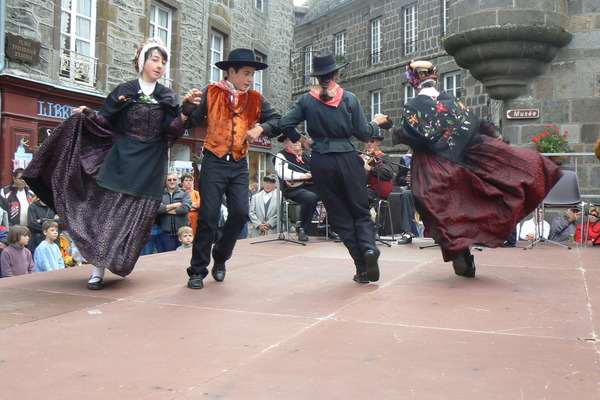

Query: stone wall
[[3, 0, 294, 111], [292, 0, 599, 198]]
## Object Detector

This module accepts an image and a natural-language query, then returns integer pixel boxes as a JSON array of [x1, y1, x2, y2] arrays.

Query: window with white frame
[[444, 71, 461, 98], [209, 31, 224, 84], [255, 0, 263, 12], [371, 18, 382, 64], [304, 45, 313, 85], [442, 0, 449, 36], [253, 52, 264, 93], [404, 84, 415, 104], [60, 0, 97, 86], [371, 90, 382, 120], [334, 32, 346, 56], [149, 3, 172, 85], [404, 4, 418, 55]]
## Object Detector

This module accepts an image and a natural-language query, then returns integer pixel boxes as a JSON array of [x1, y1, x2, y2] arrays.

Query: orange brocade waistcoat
[[204, 85, 263, 160]]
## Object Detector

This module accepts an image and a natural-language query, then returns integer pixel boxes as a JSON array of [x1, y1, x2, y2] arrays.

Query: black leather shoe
[[364, 249, 380, 282], [211, 262, 226, 282], [397, 234, 413, 245], [187, 274, 204, 289], [87, 277, 103, 290], [298, 228, 309, 242], [452, 251, 476, 278], [353, 273, 369, 283], [328, 231, 342, 242]]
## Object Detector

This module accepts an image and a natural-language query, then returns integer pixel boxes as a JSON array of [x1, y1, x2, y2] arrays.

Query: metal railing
[[59, 49, 98, 87]]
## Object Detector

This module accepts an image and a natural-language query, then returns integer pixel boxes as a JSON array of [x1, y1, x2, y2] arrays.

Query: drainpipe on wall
[[0, 0, 5, 73]]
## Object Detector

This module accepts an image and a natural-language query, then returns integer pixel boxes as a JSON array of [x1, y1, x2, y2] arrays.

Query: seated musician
[[362, 135, 394, 202], [274, 136, 319, 242]]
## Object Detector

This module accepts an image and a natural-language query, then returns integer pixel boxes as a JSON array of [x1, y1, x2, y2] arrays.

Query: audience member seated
[[249, 175, 278, 237], [362, 135, 394, 202], [157, 172, 192, 252], [549, 207, 581, 242], [0, 225, 34, 277], [34, 220, 65, 272], [176, 226, 194, 250], [396, 171, 418, 245], [275, 137, 319, 242], [518, 208, 550, 241], [574, 207, 600, 244], [0, 227, 7, 278]]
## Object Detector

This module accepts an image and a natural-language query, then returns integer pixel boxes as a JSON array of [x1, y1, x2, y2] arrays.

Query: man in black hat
[[181, 48, 282, 289], [279, 51, 390, 284]]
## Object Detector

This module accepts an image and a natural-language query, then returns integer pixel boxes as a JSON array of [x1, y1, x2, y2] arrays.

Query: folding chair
[[525, 170, 584, 250]]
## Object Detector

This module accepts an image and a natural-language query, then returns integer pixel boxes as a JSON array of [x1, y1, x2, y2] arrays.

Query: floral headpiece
[[406, 60, 438, 88], [133, 37, 169, 74]]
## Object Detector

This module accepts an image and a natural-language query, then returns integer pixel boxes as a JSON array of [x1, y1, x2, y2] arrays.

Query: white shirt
[[139, 78, 157, 97], [16, 190, 29, 226], [518, 218, 550, 240]]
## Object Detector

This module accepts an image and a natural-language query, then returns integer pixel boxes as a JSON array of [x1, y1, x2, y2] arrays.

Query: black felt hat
[[308, 51, 348, 77], [216, 48, 268, 71]]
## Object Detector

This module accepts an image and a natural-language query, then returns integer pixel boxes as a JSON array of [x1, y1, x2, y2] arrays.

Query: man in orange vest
[[181, 49, 281, 289]]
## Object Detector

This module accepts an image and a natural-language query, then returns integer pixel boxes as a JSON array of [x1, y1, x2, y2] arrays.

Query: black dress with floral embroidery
[[24, 79, 184, 276], [397, 93, 562, 262]]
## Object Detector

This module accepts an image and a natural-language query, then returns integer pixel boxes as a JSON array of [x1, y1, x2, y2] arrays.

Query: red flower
[[435, 102, 447, 113]]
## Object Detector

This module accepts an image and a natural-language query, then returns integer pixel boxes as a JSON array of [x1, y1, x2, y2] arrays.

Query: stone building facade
[[0, 0, 294, 187], [291, 0, 599, 198]]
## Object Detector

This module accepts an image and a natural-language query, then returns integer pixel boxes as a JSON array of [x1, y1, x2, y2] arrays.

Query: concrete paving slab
[[0, 237, 598, 399]]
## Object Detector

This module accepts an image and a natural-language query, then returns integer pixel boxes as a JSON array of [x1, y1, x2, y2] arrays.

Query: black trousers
[[399, 189, 416, 234], [311, 151, 378, 274], [188, 152, 248, 278], [283, 184, 319, 232]]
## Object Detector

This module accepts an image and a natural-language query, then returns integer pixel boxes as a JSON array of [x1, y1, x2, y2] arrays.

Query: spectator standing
[[157, 172, 192, 251], [27, 198, 61, 254], [1, 168, 35, 227], [549, 208, 581, 242], [1, 225, 34, 277], [181, 173, 201, 234], [34, 220, 65, 272], [249, 175, 278, 237]]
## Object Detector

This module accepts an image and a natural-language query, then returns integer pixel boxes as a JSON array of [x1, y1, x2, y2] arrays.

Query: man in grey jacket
[[249, 175, 278, 237], [157, 172, 192, 251]]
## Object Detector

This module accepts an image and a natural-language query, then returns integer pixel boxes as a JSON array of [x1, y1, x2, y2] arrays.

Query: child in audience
[[0, 227, 8, 278], [176, 226, 194, 250], [34, 220, 65, 272], [1, 225, 34, 277]]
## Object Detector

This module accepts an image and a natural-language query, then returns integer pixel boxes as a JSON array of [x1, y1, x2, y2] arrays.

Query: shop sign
[[250, 134, 272, 149], [6, 33, 41, 64], [506, 109, 539, 119], [38, 100, 98, 120]]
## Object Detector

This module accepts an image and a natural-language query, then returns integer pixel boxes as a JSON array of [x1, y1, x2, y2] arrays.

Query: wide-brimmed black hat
[[277, 135, 292, 143], [308, 51, 348, 77], [216, 48, 268, 71], [368, 135, 384, 141]]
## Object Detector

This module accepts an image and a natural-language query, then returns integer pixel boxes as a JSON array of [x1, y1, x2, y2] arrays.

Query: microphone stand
[[251, 153, 306, 246]]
